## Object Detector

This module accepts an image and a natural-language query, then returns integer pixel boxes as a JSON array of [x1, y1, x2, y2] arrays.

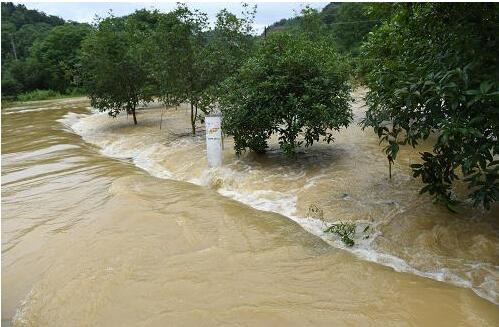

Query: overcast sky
[[14, 2, 329, 33]]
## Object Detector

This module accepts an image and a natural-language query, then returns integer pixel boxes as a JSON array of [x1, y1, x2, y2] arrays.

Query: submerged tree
[[220, 32, 352, 156], [362, 3, 499, 210], [149, 4, 256, 135], [149, 4, 208, 134], [196, 5, 256, 114], [81, 14, 153, 125]]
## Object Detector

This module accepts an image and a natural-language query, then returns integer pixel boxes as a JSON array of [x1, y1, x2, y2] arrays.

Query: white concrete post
[[205, 115, 222, 167]]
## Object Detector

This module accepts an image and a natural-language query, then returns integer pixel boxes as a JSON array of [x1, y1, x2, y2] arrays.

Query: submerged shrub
[[220, 32, 352, 157], [307, 204, 371, 247], [324, 222, 356, 247], [361, 3, 499, 210]]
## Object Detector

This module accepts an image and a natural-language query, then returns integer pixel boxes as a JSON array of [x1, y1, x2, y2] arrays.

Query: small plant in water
[[324, 222, 356, 247], [307, 204, 371, 247]]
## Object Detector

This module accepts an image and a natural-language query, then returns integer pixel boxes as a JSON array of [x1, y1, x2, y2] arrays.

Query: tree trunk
[[190, 102, 196, 135], [287, 117, 296, 154], [132, 106, 138, 125], [159, 108, 164, 130], [10, 34, 17, 60], [388, 155, 393, 179]]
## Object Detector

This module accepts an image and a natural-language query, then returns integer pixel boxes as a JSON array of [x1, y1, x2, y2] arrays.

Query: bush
[[17, 89, 61, 101], [361, 3, 499, 210], [324, 222, 356, 247], [12, 88, 85, 102], [220, 32, 352, 156], [1, 69, 23, 96]]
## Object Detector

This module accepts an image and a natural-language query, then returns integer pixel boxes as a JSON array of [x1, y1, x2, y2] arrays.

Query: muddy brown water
[[2, 92, 498, 326]]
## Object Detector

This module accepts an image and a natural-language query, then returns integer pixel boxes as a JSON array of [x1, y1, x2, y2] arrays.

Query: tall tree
[[196, 5, 257, 113], [150, 4, 208, 134], [81, 14, 152, 125]]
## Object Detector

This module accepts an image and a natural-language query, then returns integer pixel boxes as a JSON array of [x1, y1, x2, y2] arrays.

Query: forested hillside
[[1, 2, 91, 99], [1, 2, 64, 61], [266, 3, 379, 54]]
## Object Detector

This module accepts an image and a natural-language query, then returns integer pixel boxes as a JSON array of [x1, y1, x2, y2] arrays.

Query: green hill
[[265, 3, 378, 54]]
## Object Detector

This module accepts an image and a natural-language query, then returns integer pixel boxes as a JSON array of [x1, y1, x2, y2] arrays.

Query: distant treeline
[[266, 3, 378, 54], [1, 2, 378, 101], [1, 2, 92, 99]]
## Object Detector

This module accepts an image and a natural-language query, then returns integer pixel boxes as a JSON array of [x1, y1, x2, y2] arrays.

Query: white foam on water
[[58, 112, 88, 132], [213, 185, 478, 298], [475, 274, 499, 304], [11, 288, 34, 326], [3, 106, 59, 115], [60, 109, 498, 305], [133, 143, 174, 179], [303, 174, 329, 189], [219, 188, 298, 218]]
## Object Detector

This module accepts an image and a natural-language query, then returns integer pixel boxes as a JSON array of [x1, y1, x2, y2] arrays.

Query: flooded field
[[2, 92, 498, 326]]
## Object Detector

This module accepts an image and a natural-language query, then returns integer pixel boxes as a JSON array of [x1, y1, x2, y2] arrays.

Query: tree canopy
[[220, 32, 352, 156], [81, 14, 153, 125], [80, 4, 256, 130], [1, 2, 90, 98], [361, 3, 499, 210], [1, 2, 64, 61], [30, 24, 92, 91]]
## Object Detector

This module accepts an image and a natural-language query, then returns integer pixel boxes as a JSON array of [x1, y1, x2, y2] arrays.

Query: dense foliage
[[148, 5, 206, 117], [362, 3, 499, 210], [196, 5, 257, 114], [81, 13, 155, 125], [267, 3, 377, 54], [30, 24, 92, 91], [81, 4, 255, 129], [330, 3, 377, 55], [1, 2, 64, 62], [219, 32, 352, 156], [1, 2, 90, 98], [148, 5, 210, 133]]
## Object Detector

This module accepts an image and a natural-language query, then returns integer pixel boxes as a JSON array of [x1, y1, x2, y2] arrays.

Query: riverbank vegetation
[[1, 2, 497, 210], [361, 3, 498, 210]]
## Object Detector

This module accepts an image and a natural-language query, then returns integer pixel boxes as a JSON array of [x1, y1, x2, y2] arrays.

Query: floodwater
[[2, 91, 498, 326]]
